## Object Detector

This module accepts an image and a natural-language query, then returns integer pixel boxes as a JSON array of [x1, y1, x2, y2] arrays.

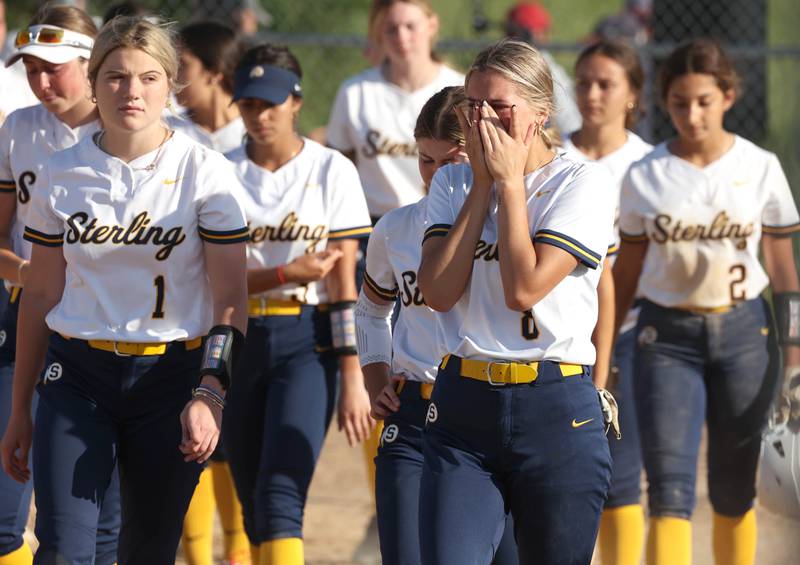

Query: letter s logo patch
[[43, 362, 63, 384]]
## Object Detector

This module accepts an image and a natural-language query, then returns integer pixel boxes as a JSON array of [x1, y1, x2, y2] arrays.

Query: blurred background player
[[0, 5, 124, 563], [171, 19, 250, 565], [503, 1, 581, 136], [0, 15, 248, 563], [170, 22, 245, 154], [417, 38, 614, 564], [222, 43, 372, 565], [561, 39, 652, 565], [613, 38, 800, 565], [0, 0, 37, 124], [356, 85, 519, 565]]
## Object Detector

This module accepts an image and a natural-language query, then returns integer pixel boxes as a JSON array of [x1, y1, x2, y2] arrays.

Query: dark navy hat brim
[[232, 64, 302, 104]]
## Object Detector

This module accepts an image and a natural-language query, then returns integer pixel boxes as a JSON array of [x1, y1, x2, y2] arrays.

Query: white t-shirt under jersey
[[24, 130, 248, 342], [619, 135, 800, 309], [424, 157, 615, 364], [227, 138, 372, 306], [165, 113, 246, 154], [327, 64, 464, 217], [365, 197, 440, 383], [0, 104, 101, 263]]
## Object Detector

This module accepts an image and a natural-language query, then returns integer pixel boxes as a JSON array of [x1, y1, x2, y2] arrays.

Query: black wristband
[[775, 292, 800, 346], [199, 325, 245, 390]]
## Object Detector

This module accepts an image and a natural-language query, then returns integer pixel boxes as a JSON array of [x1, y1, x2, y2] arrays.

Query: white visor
[[5, 26, 94, 68]]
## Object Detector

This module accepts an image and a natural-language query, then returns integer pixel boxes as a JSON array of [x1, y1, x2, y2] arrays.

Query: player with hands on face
[[221, 43, 373, 565], [613, 39, 800, 565], [417, 38, 615, 564], [561, 39, 653, 565], [0, 16, 248, 564], [0, 5, 126, 564]]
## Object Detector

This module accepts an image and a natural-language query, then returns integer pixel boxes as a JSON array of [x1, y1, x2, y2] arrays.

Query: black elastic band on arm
[[200, 325, 245, 389], [774, 292, 800, 346]]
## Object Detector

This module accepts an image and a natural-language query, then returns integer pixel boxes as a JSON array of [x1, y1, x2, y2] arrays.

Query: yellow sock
[[181, 468, 216, 565], [0, 543, 33, 565], [712, 509, 756, 565], [210, 461, 250, 564], [646, 516, 691, 565], [362, 420, 383, 501], [258, 538, 303, 565], [598, 504, 645, 565]]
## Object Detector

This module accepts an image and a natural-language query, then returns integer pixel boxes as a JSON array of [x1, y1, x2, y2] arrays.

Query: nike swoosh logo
[[572, 418, 594, 428], [163, 178, 182, 185]]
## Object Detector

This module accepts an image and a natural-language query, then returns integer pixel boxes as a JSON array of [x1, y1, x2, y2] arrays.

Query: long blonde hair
[[466, 38, 557, 148]]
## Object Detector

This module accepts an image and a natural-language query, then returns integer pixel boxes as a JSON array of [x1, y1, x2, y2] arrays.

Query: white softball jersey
[[424, 157, 616, 364], [365, 197, 440, 383], [619, 136, 800, 309], [226, 138, 372, 306], [165, 113, 246, 154], [24, 130, 249, 342], [326, 65, 464, 217], [0, 104, 101, 262], [562, 131, 653, 332]]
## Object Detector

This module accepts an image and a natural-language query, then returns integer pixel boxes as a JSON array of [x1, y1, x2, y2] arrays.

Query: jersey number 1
[[152, 275, 166, 319], [521, 309, 539, 340]]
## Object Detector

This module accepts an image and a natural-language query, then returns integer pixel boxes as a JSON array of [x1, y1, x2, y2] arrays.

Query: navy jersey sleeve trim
[[422, 223, 452, 245], [533, 229, 602, 269], [763, 222, 800, 237], [364, 272, 398, 301], [23, 226, 64, 247], [619, 230, 648, 244], [198, 226, 251, 244], [328, 225, 373, 240]]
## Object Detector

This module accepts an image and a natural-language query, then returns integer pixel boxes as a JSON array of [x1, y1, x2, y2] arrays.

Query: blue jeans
[[634, 298, 780, 518], [223, 308, 338, 543], [605, 328, 642, 508], [420, 358, 611, 565], [33, 334, 203, 565], [375, 380, 518, 565]]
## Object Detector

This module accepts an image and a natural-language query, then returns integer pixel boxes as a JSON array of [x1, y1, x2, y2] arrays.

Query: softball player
[[168, 21, 245, 155], [0, 6, 122, 564], [172, 20, 249, 565], [0, 16, 248, 564], [357, 86, 520, 565], [613, 39, 800, 565], [326, 0, 463, 514], [561, 40, 652, 565], [417, 38, 615, 564], [221, 44, 372, 565]]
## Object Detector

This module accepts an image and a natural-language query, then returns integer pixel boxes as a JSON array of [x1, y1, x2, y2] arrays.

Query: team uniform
[[361, 198, 519, 565], [0, 105, 121, 564], [419, 158, 615, 564], [618, 136, 799, 526], [165, 112, 246, 155], [222, 138, 371, 546], [23, 129, 248, 564], [562, 131, 652, 513]]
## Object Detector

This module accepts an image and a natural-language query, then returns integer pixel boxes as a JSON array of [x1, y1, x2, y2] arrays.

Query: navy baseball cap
[[232, 64, 302, 104]]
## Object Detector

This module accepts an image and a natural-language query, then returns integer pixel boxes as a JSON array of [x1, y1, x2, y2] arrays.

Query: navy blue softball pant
[[633, 297, 780, 518], [223, 307, 338, 543], [420, 357, 611, 565], [376, 380, 518, 565], [33, 334, 203, 565]]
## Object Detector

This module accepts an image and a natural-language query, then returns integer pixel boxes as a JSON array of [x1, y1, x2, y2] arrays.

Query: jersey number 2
[[521, 309, 539, 340], [152, 275, 166, 319], [729, 264, 747, 302]]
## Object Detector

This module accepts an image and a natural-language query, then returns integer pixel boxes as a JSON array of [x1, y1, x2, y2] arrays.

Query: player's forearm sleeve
[[355, 290, 394, 368]]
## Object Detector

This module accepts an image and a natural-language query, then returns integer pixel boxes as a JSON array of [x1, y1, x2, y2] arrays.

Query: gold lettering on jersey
[[651, 212, 753, 250], [249, 212, 327, 253], [65, 211, 186, 261], [474, 240, 499, 262], [362, 129, 417, 159], [400, 271, 426, 307]]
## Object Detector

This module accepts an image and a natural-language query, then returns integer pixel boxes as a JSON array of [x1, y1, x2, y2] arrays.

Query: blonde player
[[0, 16, 248, 564], [417, 38, 615, 564], [0, 5, 122, 564], [169, 21, 245, 155], [561, 40, 652, 565], [172, 20, 249, 565], [613, 39, 800, 565], [357, 86, 521, 565], [221, 43, 372, 565]]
